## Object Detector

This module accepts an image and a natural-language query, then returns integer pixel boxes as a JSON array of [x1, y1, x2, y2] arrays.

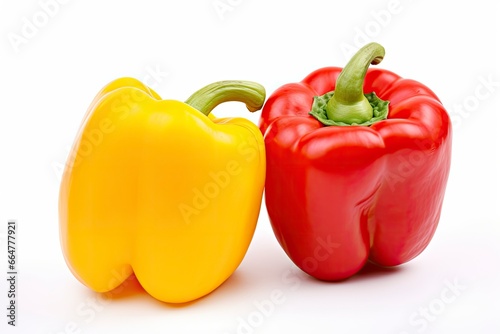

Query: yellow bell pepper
[[59, 78, 266, 303]]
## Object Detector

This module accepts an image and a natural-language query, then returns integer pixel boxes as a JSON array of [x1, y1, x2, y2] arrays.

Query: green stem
[[185, 80, 266, 116], [326, 43, 385, 124]]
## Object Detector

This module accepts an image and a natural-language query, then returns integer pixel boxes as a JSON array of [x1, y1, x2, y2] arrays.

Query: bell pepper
[[259, 43, 452, 281], [59, 78, 266, 303]]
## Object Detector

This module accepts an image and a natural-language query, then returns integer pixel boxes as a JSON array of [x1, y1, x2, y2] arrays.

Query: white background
[[1, 0, 499, 333]]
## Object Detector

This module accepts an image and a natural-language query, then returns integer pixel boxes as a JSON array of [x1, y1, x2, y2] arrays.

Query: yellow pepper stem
[[185, 80, 266, 116]]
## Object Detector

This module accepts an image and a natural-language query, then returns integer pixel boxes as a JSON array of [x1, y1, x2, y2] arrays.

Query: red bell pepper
[[259, 43, 452, 281]]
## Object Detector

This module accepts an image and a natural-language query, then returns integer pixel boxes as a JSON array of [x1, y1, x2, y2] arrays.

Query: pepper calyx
[[309, 91, 389, 126]]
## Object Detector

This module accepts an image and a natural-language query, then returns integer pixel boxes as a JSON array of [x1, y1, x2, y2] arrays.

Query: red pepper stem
[[326, 43, 385, 124], [185, 80, 266, 116]]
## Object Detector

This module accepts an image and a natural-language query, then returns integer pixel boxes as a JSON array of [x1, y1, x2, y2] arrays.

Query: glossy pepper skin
[[259, 43, 451, 281], [59, 78, 266, 303]]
